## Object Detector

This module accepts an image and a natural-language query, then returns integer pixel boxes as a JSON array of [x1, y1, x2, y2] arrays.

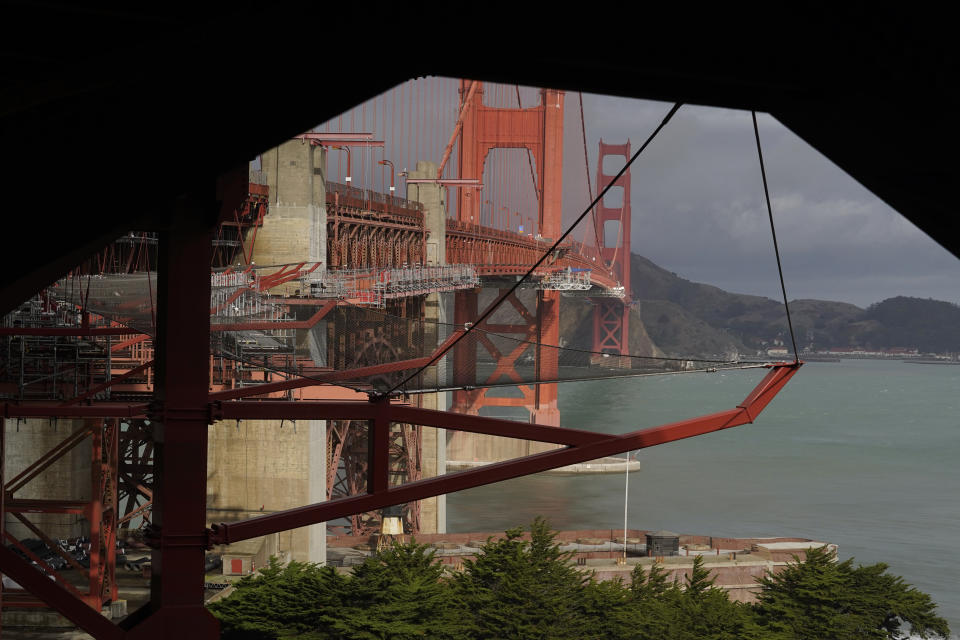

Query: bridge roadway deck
[[323, 180, 622, 294], [444, 220, 620, 292]]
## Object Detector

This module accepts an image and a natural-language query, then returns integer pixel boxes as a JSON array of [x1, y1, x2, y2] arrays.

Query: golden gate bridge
[[0, 78, 798, 638]]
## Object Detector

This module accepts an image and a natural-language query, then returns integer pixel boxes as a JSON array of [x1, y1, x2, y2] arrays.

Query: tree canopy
[[752, 545, 951, 640], [209, 522, 951, 640]]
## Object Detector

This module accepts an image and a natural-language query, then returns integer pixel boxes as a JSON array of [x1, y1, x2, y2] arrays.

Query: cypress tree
[[752, 545, 951, 639], [331, 539, 472, 640], [453, 517, 592, 639], [208, 557, 345, 639]]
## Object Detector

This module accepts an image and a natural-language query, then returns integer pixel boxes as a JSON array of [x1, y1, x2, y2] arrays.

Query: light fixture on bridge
[[331, 145, 351, 183], [378, 159, 396, 193], [377, 504, 405, 551]]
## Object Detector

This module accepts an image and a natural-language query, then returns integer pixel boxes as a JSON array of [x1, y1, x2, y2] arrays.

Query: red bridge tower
[[592, 140, 632, 357], [452, 81, 565, 428]]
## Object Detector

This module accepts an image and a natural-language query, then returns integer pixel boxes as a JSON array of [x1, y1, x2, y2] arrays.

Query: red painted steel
[[209, 362, 800, 545], [593, 299, 629, 357], [591, 141, 632, 356], [450, 290, 561, 425], [0, 99, 795, 637], [457, 81, 565, 235], [131, 202, 220, 637], [1, 420, 120, 614], [0, 546, 123, 640], [452, 81, 566, 426]]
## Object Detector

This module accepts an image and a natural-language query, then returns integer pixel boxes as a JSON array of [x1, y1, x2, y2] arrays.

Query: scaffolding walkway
[[303, 265, 479, 308]]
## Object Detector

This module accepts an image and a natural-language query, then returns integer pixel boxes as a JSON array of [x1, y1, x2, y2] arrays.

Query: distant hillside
[[629, 254, 960, 357], [859, 297, 960, 353]]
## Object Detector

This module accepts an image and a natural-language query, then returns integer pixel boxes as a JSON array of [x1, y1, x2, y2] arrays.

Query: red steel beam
[[132, 203, 220, 637], [4, 422, 91, 493], [2, 531, 85, 600], [110, 334, 150, 352], [0, 546, 123, 640], [210, 363, 799, 544], [118, 499, 153, 526], [2, 404, 149, 419], [12, 512, 88, 573], [4, 499, 89, 514]]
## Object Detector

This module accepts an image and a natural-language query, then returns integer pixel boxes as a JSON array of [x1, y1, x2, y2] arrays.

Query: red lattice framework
[[326, 181, 426, 270], [452, 81, 565, 425], [0, 145, 802, 638], [1, 419, 118, 612]]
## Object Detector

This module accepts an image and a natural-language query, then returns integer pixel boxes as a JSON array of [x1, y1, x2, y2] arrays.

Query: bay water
[[446, 359, 960, 633]]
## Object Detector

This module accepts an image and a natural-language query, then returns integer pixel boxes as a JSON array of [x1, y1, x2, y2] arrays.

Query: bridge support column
[[250, 140, 327, 285], [447, 289, 561, 464], [532, 291, 560, 426], [207, 142, 331, 563], [407, 161, 446, 534], [133, 197, 219, 638], [592, 299, 630, 358], [591, 140, 633, 358]]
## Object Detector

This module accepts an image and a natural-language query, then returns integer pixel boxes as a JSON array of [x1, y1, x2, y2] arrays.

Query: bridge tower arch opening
[[451, 82, 565, 440]]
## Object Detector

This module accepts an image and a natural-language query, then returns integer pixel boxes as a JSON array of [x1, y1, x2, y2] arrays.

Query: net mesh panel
[[49, 267, 770, 397], [44, 93, 787, 399]]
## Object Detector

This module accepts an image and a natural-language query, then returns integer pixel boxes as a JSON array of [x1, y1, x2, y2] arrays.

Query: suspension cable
[[579, 91, 604, 255], [397, 363, 771, 396], [752, 111, 799, 362], [384, 102, 683, 396]]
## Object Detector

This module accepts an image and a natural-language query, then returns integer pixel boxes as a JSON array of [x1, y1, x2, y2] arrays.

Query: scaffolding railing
[[302, 265, 479, 308], [537, 267, 593, 291], [326, 181, 424, 222]]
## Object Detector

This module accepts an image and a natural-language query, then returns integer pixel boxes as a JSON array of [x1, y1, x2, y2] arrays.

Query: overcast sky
[[564, 95, 960, 309]]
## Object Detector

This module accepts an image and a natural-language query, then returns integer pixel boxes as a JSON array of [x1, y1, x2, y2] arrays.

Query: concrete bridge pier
[[207, 139, 330, 564], [407, 160, 447, 534], [3, 418, 91, 541]]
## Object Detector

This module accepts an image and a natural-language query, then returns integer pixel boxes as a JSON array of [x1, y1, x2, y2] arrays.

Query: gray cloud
[[563, 95, 960, 308]]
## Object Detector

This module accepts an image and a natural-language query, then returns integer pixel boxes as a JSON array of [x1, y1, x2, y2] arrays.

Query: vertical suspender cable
[[386, 102, 682, 395], [752, 111, 799, 363], [579, 92, 603, 257]]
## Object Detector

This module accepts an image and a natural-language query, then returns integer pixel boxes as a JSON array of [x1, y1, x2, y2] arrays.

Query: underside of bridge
[[1, 5, 957, 639]]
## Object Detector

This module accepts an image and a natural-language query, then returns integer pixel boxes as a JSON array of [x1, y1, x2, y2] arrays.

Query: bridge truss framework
[[0, 174, 800, 638]]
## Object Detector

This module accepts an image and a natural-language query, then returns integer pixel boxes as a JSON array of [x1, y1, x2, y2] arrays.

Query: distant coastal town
[[767, 346, 960, 362]]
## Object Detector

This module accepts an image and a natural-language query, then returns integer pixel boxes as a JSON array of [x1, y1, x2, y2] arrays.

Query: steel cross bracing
[[0, 362, 800, 616], [0, 166, 801, 638]]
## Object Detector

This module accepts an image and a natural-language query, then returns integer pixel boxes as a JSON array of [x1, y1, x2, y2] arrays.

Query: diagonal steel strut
[[209, 361, 800, 545]]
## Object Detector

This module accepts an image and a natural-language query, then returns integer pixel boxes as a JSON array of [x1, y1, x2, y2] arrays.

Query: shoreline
[[446, 455, 641, 475]]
